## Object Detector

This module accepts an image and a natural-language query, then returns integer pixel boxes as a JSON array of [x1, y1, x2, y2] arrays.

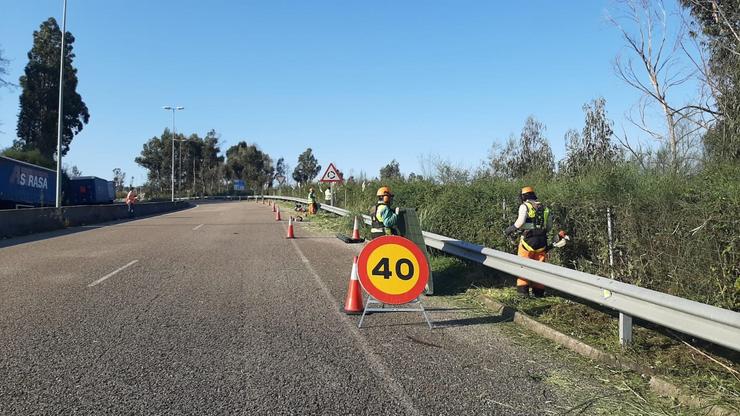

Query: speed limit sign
[[357, 235, 429, 305]]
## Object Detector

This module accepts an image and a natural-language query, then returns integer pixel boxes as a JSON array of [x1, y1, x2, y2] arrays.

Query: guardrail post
[[619, 312, 633, 345]]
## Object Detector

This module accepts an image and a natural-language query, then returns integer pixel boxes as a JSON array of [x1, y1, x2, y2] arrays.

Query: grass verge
[[431, 255, 740, 415]]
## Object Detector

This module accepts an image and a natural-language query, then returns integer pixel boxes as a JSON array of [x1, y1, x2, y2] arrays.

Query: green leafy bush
[[285, 162, 738, 310]]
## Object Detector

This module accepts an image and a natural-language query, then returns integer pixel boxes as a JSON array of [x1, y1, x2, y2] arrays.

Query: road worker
[[505, 186, 552, 298], [324, 187, 332, 206], [370, 186, 399, 239], [307, 187, 317, 215], [125, 187, 138, 217]]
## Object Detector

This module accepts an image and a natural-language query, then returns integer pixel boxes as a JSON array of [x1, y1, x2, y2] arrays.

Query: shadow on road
[[0, 215, 162, 249]]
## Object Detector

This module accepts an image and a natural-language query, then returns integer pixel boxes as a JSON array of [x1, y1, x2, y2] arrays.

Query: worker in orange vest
[[505, 186, 552, 298], [370, 186, 399, 239], [125, 187, 138, 217], [307, 187, 317, 215]]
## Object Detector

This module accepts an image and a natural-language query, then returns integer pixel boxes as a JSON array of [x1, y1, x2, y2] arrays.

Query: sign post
[[356, 235, 433, 329], [320, 163, 342, 207], [275, 175, 286, 196]]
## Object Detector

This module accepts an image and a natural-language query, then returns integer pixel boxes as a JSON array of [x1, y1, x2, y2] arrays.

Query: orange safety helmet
[[520, 186, 537, 202], [521, 186, 535, 195], [376, 186, 394, 203]]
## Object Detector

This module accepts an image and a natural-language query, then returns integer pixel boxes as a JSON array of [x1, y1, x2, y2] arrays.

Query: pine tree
[[15, 18, 89, 161]]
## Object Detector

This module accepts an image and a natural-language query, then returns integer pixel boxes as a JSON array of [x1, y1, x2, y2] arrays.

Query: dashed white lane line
[[88, 260, 139, 287], [192, 224, 204, 231], [286, 236, 422, 416]]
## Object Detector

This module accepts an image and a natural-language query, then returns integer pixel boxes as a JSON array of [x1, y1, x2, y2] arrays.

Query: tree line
[[1, 18, 89, 173], [374, 0, 739, 182], [134, 129, 323, 197], [0, 1, 736, 197]]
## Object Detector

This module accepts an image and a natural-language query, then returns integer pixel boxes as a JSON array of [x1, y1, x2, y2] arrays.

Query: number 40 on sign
[[357, 235, 429, 305]]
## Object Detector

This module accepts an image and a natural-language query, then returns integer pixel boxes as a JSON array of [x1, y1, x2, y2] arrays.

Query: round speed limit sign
[[357, 235, 429, 305]]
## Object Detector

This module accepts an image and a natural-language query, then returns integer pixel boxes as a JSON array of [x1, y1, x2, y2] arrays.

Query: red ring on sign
[[357, 235, 429, 305]]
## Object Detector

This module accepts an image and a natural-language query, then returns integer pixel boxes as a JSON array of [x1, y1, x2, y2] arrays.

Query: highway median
[[0, 201, 191, 239]]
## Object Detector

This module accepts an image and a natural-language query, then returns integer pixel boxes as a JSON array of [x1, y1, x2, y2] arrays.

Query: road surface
[[0, 201, 600, 415]]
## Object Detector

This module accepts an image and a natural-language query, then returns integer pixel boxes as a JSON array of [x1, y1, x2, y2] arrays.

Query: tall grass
[[281, 162, 739, 310]]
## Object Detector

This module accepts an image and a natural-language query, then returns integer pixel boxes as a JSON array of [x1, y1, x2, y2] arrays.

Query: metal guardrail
[[254, 195, 740, 352]]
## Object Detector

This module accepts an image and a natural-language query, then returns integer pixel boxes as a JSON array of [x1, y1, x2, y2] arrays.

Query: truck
[[65, 176, 115, 205], [0, 156, 116, 209], [0, 155, 56, 209]]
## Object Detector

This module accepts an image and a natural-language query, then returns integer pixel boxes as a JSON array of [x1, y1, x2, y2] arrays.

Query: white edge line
[[286, 235, 422, 416], [88, 260, 139, 287], [192, 224, 204, 231]]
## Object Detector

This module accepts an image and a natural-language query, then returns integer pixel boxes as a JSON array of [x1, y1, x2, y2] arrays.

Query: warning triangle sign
[[320, 163, 342, 183]]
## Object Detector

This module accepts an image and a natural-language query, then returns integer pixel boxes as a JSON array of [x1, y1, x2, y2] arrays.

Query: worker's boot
[[532, 288, 546, 298], [516, 285, 530, 298]]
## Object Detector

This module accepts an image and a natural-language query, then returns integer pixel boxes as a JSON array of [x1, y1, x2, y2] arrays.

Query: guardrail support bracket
[[619, 312, 633, 346]]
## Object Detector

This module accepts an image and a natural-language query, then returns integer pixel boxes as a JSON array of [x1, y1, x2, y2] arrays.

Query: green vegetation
[[291, 148, 321, 186], [279, 162, 739, 311], [14, 17, 89, 160], [0, 147, 54, 169]]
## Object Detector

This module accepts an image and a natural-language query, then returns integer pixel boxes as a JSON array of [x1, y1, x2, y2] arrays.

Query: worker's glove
[[552, 231, 569, 248], [504, 225, 518, 237], [395, 207, 400, 215]]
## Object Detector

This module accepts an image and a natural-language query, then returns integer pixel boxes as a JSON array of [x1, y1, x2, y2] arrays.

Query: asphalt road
[[0, 201, 584, 415]]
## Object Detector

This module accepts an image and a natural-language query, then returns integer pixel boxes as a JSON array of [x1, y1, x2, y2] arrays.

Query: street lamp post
[[55, 0, 68, 208], [163, 106, 184, 202]]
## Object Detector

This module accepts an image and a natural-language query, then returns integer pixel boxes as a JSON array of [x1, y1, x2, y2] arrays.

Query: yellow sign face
[[358, 235, 430, 305], [365, 243, 421, 295]]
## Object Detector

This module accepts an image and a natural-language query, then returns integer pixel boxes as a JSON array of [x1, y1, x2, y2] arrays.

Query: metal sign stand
[[358, 296, 433, 329]]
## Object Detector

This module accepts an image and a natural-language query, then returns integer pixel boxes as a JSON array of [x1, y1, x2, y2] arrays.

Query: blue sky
[[0, 1, 697, 184]]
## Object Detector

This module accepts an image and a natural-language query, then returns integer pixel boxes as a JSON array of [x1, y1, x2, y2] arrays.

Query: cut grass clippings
[[431, 255, 740, 414]]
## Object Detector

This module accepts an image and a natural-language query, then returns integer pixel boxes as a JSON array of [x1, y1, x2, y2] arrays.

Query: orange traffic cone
[[275, 204, 281, 221], [352, 216, 361, 240], [286, 217, 295, 239], [272, 202, 276, 213], [343, 256, 364, 315]]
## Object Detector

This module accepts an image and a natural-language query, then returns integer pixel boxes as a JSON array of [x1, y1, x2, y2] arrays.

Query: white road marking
[[88, 260, 139, 287], [287, 236, 422, 416], [192, 224, 204, 231]]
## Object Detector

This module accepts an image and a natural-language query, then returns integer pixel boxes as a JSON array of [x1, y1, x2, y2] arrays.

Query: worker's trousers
[[516, 242, 546, 289]]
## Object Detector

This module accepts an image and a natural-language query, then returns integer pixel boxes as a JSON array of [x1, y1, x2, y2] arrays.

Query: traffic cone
[[352, 216, 361, 240], [286, 216, 295, 239], [275, 204, 281, 221], [272, 202, 276, 213], [343, 256, 364, 315]]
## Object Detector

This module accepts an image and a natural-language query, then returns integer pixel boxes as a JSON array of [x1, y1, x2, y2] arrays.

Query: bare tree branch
[[609, 0, 711, 170]]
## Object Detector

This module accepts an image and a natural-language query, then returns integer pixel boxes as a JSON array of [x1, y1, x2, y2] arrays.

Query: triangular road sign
[[320, 163, 342, 183]]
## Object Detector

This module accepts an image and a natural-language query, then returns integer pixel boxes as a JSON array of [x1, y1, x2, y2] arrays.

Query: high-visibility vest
[[520, 201, 549, 252], [370, 203, 395, 238]]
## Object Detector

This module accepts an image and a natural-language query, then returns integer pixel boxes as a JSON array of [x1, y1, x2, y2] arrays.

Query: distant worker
[[125, 187, 138, 217], [370, 186, 399, 239], [505, 186, 552, 298], [324, 187, 332, 206], [308, 187, 318, 215]]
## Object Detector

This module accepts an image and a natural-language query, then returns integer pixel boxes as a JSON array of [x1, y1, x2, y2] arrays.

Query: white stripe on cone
[[350, 256, 359, 281], [352, 216, 361, 239]]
